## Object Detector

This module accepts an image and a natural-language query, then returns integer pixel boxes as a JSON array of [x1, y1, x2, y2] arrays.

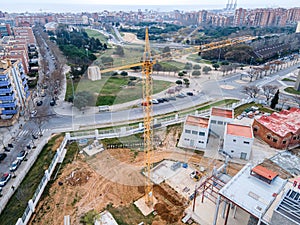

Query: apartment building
[[0, 59, 29, 125]]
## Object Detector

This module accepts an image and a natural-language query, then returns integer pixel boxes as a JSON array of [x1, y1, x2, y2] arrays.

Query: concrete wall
[[223, 133, 253, 160], [178, 123, 209, 149]]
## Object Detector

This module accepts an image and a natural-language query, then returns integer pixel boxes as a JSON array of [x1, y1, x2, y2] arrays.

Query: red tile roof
[[186, 115, 209, 128], [227, 124, 253, 138], [255, 108, 300, 137], [211, 107, 233, 119], [252, 165, 278, 181]]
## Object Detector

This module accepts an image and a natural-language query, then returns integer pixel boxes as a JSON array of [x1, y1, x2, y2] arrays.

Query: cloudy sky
[[3, 0, 299, 13], [14, 0, 299, 6]]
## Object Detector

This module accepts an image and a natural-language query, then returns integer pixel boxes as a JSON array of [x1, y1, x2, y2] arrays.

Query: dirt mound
[[65, 169, 92, 186]]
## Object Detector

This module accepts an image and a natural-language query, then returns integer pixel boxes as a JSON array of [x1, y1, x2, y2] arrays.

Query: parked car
[[176, 93, 186, 98], [50, 99, 55, 106], [141, 101, 151, 106], [151, 99, 159, 104], [4, 146, 10, 152], [0, 173, 11, 187], [162, 98, 169, 102], [31, 110, 37, 117], [8, 143, 13, 148], [167, 96, 176, 101], [9, 159, 20, 172], [17, 150, 28, 161], [157, 98, 165, 103], [41, 92, 46, 97], [0, 153, 7, 161], [186, 92, 194, 96], [36, 100, 43, 106]]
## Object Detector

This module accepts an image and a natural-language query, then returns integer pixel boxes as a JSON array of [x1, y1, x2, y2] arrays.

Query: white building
[[178, 115, 209, 150], [223, 123, 254, 160], [209, 107, 234, 137]]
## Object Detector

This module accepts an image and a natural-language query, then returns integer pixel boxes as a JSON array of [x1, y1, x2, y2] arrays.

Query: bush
[[192, 70, 201, 76]]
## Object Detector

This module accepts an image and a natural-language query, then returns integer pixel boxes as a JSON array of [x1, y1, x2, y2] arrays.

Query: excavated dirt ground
[[30, 126, 242, 225]]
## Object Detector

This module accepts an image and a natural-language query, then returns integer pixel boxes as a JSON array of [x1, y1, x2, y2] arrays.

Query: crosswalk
[[14, 128, 51, 141]]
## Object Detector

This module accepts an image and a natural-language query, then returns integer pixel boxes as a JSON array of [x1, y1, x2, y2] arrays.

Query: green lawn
[[284, 87, 300, 95], [0, 134, 64, 225], [85, 28, 108, 44], [159, 60, 185, 71], [65, 75, 172, 106], [187, 53, 212, 64], [95, 46, 144, 69]]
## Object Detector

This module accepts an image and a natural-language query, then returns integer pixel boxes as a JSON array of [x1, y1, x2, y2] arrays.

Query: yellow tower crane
[[99, 28, 256, 206]]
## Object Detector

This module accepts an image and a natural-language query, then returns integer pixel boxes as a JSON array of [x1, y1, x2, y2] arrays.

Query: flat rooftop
[[255, 108, 300, 137], [211, 107, 234, 119], [270, 151, 300, 176], [219, 163, 287, 220], [185, 115, 209, 128], [227, 124, 253, 138]]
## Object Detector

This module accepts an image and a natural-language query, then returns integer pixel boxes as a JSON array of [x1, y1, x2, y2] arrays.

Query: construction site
[[29, 124, 244, 225]]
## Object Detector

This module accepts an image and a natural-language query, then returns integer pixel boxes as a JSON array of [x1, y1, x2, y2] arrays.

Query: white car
[[151, 99, 159, 104], [31, 110, 37, 117], [9, 159, 20, 172]]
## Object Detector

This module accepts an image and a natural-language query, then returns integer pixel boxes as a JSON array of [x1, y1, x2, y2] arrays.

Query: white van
[[98, 105, 110, 112]]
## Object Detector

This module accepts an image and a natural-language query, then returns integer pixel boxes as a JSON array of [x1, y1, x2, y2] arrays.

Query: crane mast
[[142, 27, 155, 205]]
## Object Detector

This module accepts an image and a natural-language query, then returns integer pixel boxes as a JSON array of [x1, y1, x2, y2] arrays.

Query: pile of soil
[[65, 169, 92, 186]]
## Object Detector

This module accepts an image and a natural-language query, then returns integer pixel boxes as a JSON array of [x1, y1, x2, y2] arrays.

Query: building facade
[[253, 108, 300, 149], [0, 59, 29, 125], [178, 115, 210, 150], [223, 124, 254, 160]]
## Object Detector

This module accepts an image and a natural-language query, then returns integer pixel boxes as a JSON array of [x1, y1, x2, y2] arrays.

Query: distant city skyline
[[2, 0, 300, 13]]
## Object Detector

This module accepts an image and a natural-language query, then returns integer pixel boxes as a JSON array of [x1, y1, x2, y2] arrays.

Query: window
[[243, 141, 250, 144], [267, 134, 271, 139], [231, 150, 234, 153], [253, 127, 258, 132], [184, 138, 190, 141], [199, 132, 205, 136], [198, 141, 204, 144], [293, 136, 297, 140], [282, 140, 287, 144], [233, 139, 236, 142], [192, 130, 198, 135], [217, 121, 223, 125], [185, 129, 191, 134], [211, 120, 216, 124], [273, 138, 277, 143]]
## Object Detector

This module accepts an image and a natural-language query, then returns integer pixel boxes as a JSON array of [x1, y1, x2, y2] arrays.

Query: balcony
[[0, 79, 11, 87], [0, 73, 9, 80], [0, 93, 15, 101], [0, 100, 17, 108], [24, 85, 29, 92], [21, 73, 26, 79], [0, 86, 13, 94], [1, 109, 18, 115], [22, 79, 27, 86]]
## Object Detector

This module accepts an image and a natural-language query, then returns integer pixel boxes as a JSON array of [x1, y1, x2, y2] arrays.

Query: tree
[[261, 85, 278, 103], [162, 46, 171, 57], [212, 63, 220, 70], [73, 91, 95, 110], [183, 78, 190, 87], [178, 71, 184, 77], [202, 66, 212, 74], [176, 80, 183, 86], [114, 46, 124, 57], [184, 62, 193, 70], [192, 70, 201, 76], [242, 85, 260, 98], [193, 64, 201, 70], [270, 89, 280, 109]]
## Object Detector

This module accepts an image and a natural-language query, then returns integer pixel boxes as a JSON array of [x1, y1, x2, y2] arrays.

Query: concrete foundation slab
[[134, 196, 158, 216]]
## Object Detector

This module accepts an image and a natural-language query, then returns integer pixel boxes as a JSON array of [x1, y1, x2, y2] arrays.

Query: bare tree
[[261, 85, 278, 104], [242, 85, 260, 98]]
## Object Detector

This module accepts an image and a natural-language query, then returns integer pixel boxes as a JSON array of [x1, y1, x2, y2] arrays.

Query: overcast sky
[[3, 0, 299, 13], [8, 0, 300, 6]]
